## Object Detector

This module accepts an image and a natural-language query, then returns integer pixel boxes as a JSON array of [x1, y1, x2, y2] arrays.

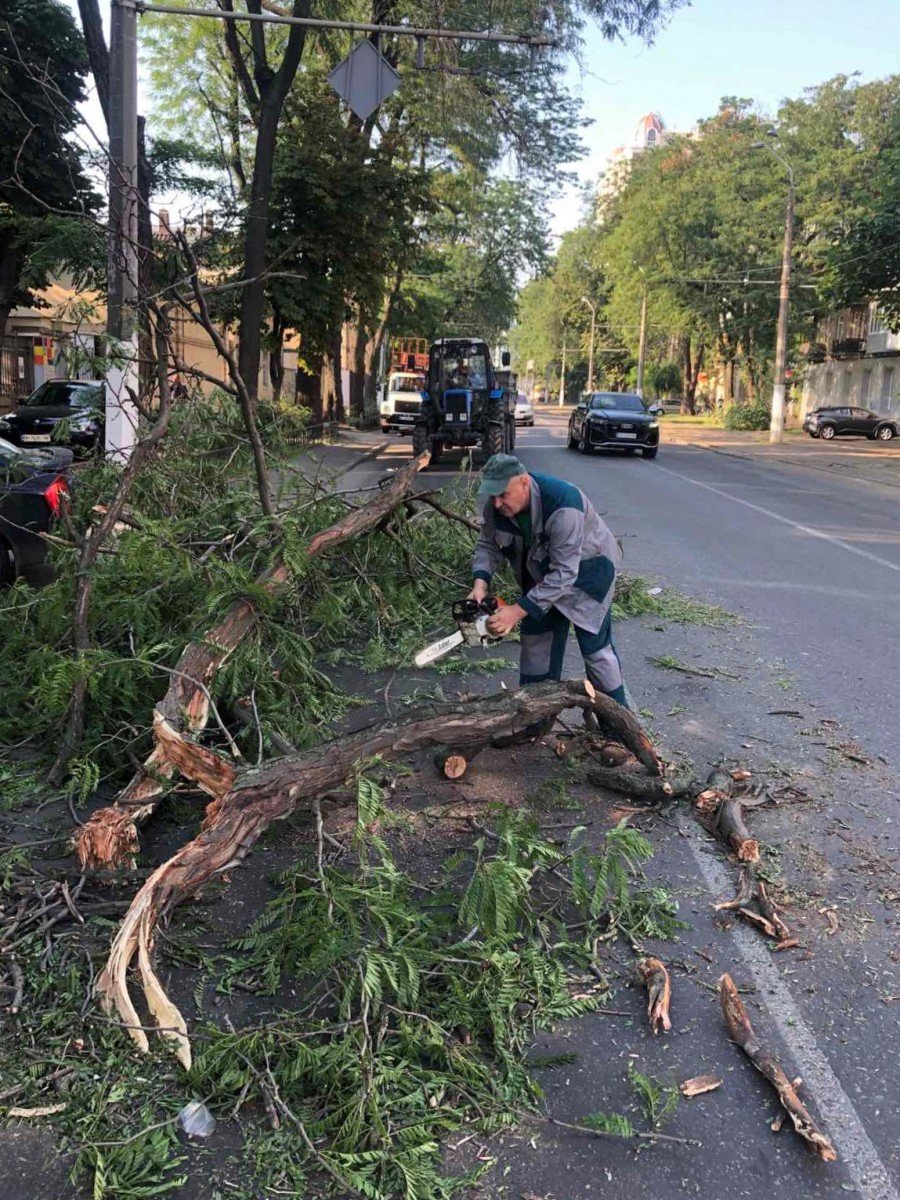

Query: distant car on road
[[567, 392, 662, 459], [0, 379, 105, 455], [0, 438, 72, 585], [380, 370, 425, 435], [802, 406, 897, 442], [514, 393, 534, 426]]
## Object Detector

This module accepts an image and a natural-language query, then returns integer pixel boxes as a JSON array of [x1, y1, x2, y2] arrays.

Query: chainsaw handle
[[454, 595, 504, 622]]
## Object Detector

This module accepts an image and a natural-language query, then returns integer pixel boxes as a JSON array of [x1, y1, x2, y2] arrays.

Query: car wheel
[[567, 425, 577, 449], [876, 424, 895, 441], [642, 446, 658, 459], [807, 431, 819, 438], [819, 424, 836, 440], [577, 430, 591, 454]]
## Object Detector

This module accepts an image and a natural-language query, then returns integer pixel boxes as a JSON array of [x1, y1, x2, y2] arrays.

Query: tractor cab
[[413, 338, 515, 463]]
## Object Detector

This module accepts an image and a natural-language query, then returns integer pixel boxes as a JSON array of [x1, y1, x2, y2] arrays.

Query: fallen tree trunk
[[636, 956, 672, 1035], [96, 680, 662, 1067], [75, 451, 432, 871], [586, 763, 693, 803], [719, 974, 837, 1162]]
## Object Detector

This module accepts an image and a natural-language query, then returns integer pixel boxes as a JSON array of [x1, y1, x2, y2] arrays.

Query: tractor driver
[[469, 453, 628, 708]]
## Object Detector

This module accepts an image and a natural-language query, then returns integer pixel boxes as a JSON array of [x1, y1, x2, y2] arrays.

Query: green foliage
[[0, 0, 101, 325], [612, 572, 736, 627], [724, 402, 771, 431], [582, 1110, 636, 1137], [0, 395, 477, 782], [627, 1062, 679, 1129], [198, 801, 677, 1197]]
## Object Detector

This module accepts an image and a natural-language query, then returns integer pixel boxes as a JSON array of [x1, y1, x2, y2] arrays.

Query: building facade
[[802, 303, 899, 418]]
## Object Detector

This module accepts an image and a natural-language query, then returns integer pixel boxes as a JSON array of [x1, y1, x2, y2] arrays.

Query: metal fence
[[0, 338, 34, 409]]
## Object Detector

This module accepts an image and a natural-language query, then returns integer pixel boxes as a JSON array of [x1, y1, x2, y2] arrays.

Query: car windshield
[[23, 382, 102, 408], [388, 375, 423, 393], [516, 394, 530, 406], [0, 437, 23, 460], [589, 393, 646, 412]]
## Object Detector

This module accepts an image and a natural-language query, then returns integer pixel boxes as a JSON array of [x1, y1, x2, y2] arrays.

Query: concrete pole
[[558, 337, 567, 406], [636, 287, 648, 398], [582, 297, 597, 392], [770, 181, 794, 444], [106, 0, 139, 464]]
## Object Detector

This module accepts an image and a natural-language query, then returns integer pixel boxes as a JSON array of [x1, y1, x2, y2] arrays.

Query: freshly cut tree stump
[[636, 956, 672, 1034], [437, 753, 469, 780], [96, 680, 661, 1067], [75, 452, 432, 871], [719, 974, 837, 1162]]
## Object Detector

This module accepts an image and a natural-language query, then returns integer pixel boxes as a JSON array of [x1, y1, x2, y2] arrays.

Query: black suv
[[802, 406, 898, 441], [567, 392, 662, 458], [0, 379, 105, 454], [0, 438, 72, 585]]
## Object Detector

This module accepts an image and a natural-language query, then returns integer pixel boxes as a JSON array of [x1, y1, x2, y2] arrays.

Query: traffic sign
[[328, 40, 401, 122]]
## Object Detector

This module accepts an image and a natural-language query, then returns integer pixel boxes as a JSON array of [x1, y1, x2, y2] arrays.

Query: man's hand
[[468, 579, 488, 604], [487, 602, 526, 637]]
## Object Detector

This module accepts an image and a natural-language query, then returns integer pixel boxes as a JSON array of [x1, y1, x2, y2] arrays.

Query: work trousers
[[519, 607, 628, 707]]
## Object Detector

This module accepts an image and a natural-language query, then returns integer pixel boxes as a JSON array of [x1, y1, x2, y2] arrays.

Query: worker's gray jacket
[[472, 471, 621, 633]]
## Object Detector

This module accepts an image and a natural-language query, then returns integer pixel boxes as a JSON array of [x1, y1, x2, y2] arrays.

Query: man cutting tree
[[470, 454, 628, 708]]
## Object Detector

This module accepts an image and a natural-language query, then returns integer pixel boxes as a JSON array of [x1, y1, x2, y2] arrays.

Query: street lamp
[[752, 134, 795, 444], [581, 296, 597, 391]]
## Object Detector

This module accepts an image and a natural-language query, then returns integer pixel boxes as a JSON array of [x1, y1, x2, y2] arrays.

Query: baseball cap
[[477, 454, 528, 497]]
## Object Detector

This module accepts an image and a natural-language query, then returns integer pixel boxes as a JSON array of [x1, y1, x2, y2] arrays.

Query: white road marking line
[[654, 462, 900, 574], [681, 812, 899, 1200]]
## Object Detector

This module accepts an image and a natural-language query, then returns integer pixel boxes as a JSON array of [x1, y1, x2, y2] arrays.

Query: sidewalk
[[660, 422, 900, 490]]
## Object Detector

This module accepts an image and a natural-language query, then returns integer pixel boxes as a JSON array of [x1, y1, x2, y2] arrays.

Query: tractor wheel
[[431, 439, 445, 465], [508, 417, 516, 451], [412, 422, 429, 458], [481, 399, 506, 458]]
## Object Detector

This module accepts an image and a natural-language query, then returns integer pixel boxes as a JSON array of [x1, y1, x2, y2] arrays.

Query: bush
[[723, 402, 770, 431]]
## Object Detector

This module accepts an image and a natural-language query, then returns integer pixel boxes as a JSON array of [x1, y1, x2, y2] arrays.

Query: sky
[[552, 0, 900, 236], [68, 0, 900, 235]]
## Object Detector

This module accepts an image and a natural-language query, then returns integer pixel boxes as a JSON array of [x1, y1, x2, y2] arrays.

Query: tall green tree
[[0, 0, 99, 342]]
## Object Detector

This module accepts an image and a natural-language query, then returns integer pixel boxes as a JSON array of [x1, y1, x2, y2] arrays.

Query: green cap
[[477, 453, 528, 497]]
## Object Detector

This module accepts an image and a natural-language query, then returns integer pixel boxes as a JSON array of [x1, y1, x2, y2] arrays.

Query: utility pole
[[558, 335, 567, 406], [636, 287, 648, 398], [770, 179, 795, 443], [582, 297, 597, 392], [752, 134, 795, 444], [106, 0, 139, 464]]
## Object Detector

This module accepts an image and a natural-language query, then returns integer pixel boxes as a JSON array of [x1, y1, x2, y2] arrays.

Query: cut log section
[[636, 956, 672, 1035], [75, 452, 433, 871], [715, 797, 760, 863], [718, 974, 837, 1162], [96, 679, 661, 1067], [437, 752, 468, 780], [587, 763, 693, 803]]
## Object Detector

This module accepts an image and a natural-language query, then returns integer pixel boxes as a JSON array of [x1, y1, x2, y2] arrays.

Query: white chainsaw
[[414, 596, 506, 668]]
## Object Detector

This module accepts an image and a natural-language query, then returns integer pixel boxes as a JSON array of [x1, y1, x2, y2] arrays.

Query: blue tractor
[[412, 338, 515, 464]]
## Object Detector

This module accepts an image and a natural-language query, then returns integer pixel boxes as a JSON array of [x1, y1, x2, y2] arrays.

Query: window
[[851, 408, 872, 420], [645, 128, 657, 146], [24, 381, 102, 408], [589, 392, 646, 412], [881, 367, 895, 410], [860, 371, 873, 404], [388, 374, 423, 393]]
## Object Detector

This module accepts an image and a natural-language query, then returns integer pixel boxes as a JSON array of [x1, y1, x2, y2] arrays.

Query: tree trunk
[[0, 241, 21, 345], [95, 678, 662, 1068], [681, 337, 701, 415]]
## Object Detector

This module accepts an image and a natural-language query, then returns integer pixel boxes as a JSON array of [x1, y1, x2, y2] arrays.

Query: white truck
[[380, 370, 425, 435]]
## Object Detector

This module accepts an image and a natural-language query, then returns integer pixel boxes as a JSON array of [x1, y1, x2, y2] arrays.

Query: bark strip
[[637, 956, 672, 1035], [718, 974, 837, 1161]]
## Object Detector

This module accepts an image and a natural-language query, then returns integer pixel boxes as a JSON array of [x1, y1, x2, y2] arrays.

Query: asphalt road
[[515, 409, 900, 753], [328, 416, 900, 1198]]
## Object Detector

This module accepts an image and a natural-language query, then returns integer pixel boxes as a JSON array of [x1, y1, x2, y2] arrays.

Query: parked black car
[[567, 392, 662, 458], [802, 406, 898, 441], [0, 379, 105, 454], [0, 438, 73, 585]]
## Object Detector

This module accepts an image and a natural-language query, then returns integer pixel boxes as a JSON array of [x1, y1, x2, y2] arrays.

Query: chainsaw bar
[[413, 629, 465, 668]]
